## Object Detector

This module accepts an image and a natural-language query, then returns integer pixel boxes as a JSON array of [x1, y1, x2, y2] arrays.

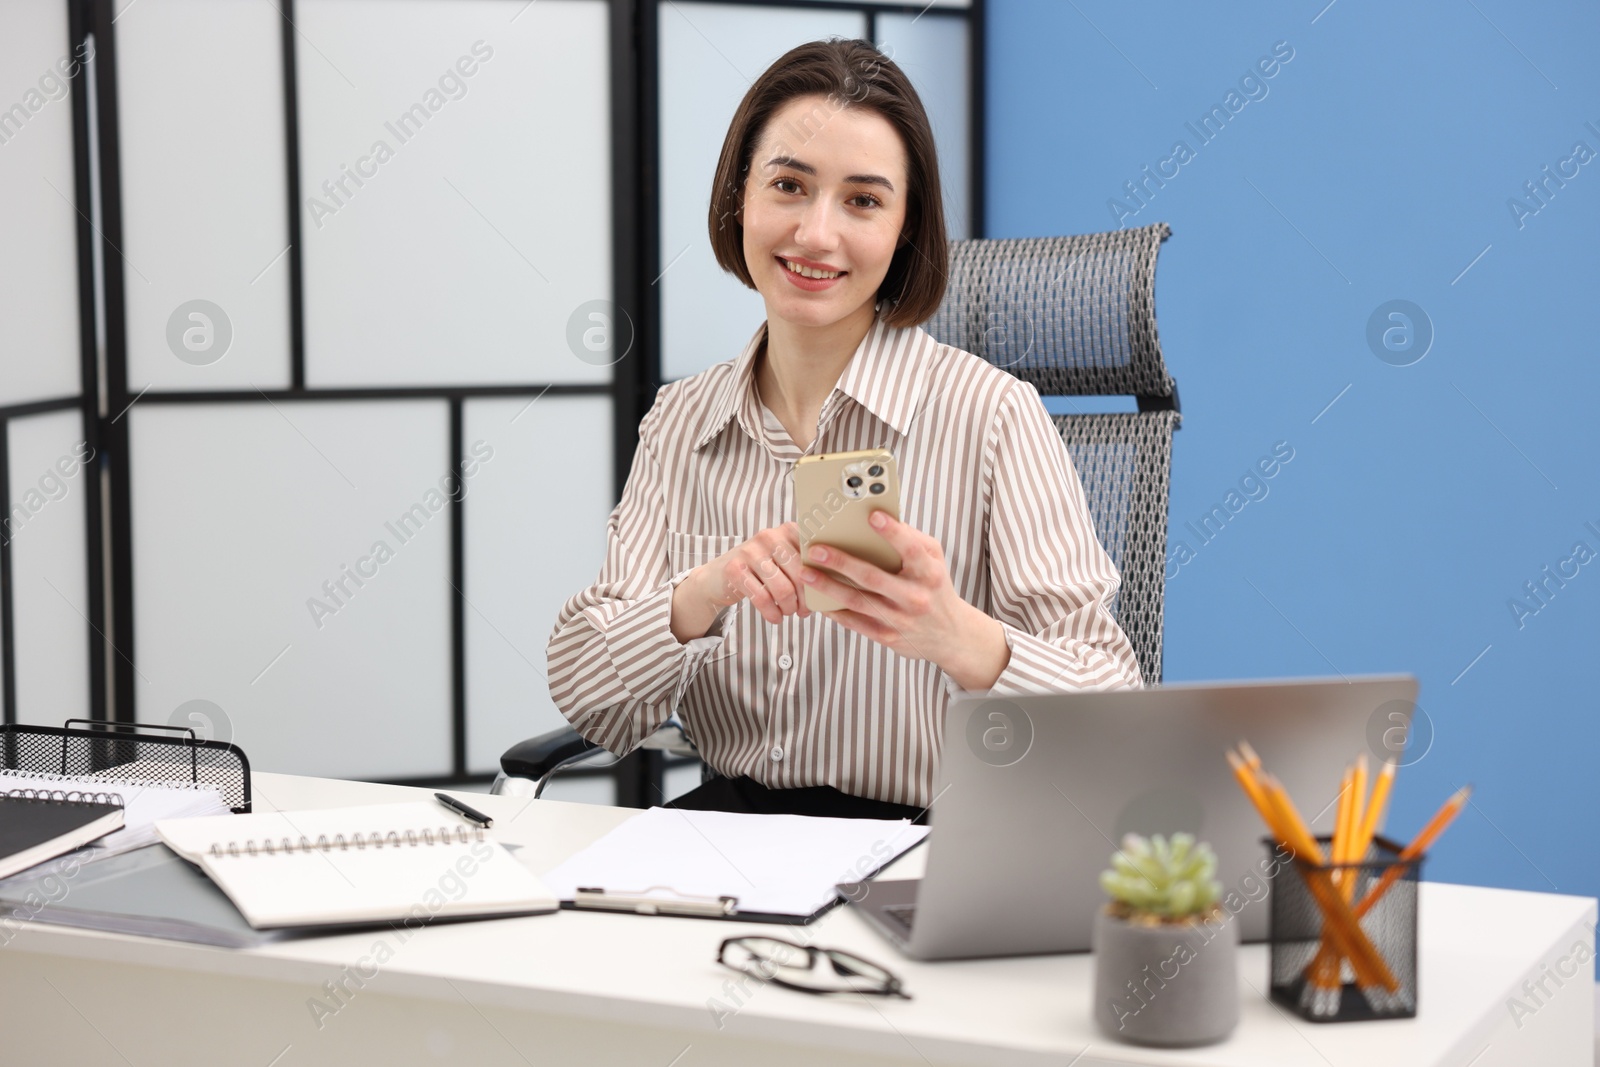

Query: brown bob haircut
[[706, 37, 949, 328]]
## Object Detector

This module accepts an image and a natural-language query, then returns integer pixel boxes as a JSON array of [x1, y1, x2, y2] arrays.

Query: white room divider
[[11, 0, 981, 794]]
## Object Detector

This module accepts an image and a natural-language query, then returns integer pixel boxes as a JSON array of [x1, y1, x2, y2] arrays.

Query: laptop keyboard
[[884, 903, 916, 930]]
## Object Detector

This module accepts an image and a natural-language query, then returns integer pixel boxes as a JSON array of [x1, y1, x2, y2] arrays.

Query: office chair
[[493, 222, 1180, 799]]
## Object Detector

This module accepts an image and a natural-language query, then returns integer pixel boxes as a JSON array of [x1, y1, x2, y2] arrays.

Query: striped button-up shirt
[[547, 310, 1142, 807]]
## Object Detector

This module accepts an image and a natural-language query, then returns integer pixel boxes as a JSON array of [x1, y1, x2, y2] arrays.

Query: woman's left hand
[[800, 510, 1010, 689]]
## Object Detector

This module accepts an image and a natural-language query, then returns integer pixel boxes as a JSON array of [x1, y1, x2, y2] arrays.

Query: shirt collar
[[693, 308, 929, 453]]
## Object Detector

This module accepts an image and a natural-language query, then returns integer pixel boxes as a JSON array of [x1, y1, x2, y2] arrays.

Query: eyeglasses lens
[[724, 938, 896, 994]]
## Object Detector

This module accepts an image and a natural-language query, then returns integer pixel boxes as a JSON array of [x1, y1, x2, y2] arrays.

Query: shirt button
[[777, 654, 793, 670], [770, 746, 784, 762]]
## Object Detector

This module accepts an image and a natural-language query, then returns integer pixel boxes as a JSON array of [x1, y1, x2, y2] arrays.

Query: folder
[[0, 844, 281, 949]]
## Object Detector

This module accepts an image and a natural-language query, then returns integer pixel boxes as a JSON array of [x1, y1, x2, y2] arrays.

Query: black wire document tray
[[0, 720, 251, 813]]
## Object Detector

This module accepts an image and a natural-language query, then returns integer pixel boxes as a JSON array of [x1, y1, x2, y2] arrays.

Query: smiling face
[[739, 95, 910, 332]]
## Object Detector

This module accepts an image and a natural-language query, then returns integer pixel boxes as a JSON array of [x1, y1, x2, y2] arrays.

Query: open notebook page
[[156, 801, 556, 929]]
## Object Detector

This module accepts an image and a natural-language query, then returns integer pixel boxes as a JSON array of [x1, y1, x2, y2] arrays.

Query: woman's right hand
[[671, 523, 811, 641]]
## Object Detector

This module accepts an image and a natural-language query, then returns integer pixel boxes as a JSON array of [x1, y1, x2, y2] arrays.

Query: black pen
[[434, 791, 494, 828]]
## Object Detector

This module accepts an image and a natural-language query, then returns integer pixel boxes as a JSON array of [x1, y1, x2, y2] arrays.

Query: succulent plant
[[1100, 832, 1223, 922]]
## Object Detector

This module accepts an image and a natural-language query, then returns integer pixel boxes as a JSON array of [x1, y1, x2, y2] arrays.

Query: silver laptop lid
[[907, 675, 1419, 960]]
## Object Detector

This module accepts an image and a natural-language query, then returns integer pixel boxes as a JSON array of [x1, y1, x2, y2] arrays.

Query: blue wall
[[987, 2, 1600, 901]]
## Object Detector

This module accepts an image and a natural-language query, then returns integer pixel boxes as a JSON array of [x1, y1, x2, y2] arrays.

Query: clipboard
[[566, 881, 861, 925], [546, 808, 930, 925]]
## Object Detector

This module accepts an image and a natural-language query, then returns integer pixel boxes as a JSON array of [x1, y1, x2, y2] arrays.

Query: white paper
[[541, 807, 929, 917]]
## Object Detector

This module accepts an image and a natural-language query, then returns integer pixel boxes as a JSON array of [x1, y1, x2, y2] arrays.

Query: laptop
[[839, 675, 1419, 960]]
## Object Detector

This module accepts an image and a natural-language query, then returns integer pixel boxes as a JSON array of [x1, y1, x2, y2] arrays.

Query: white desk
[[1, 773, 1592, 1067]]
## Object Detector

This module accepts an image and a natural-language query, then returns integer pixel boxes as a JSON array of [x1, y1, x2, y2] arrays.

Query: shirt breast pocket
[[666, 531, 745, 651], [666, 531, 744, 577]]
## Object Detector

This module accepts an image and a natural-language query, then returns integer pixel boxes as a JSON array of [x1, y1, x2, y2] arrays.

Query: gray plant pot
[[1091, 907, 1240, 1047]]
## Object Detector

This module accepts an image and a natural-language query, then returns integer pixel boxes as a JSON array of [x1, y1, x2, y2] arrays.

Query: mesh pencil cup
[[1265, 835, 1420, 1023]]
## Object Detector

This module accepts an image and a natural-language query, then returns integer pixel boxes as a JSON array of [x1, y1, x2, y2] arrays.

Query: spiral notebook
[[0, 769, 227, 859], [155, 802, 557, 930], [0, 788, 126, 880]]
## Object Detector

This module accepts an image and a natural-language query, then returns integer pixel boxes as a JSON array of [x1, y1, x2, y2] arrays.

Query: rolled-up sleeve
[[950, 380, 1144, 695], [546, 390, 730, 754]]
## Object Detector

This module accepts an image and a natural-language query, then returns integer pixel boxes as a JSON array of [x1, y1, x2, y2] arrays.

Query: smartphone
[[793, 448, 902, 613]]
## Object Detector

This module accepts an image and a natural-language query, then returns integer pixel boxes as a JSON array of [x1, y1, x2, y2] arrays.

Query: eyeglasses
[[716, 935, 910, 999]]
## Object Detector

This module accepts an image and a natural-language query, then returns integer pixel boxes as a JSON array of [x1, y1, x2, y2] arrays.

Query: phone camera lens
[[867, 465, 884, 477], [846, 475, 863, 488], [869, 482, 885, 495]]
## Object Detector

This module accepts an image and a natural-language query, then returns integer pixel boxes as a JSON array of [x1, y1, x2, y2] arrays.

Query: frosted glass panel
[[296, 0, 612, 388], [129, 401, 452, 779], [462, 396, 612, 773], [0, 6, 84, 407], [659, 3, 866, 381], [7, 411, 92, 726], [877, 14, 970, 241], [115, 0, 292, 391]]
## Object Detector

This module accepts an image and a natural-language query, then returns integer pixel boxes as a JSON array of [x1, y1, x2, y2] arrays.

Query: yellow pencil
[[1333, 765, 1355, 894], [1318, 764, 1356, 988], [1354, 785, 1471, 917], [1350, 755, 1369, 859], [1320, 760, 1368, 987], [1227, 749, 1271, 818], [1356, 758, 1397, 855]]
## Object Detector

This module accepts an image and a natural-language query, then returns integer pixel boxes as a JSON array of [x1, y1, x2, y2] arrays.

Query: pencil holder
[[1265, 835, 1420, 1023]]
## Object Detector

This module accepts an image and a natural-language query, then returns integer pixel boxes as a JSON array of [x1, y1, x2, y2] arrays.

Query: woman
[[547, 38, 1141, 821]]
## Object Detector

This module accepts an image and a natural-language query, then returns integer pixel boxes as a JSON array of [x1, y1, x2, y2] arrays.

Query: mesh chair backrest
[[922, 224, 1178, 683], [1055, 411, 1179, 683], [922, 223, 1174, 401]]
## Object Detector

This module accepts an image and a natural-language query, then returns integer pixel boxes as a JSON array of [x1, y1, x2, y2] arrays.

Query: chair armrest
[[499, 726, 604, 782], [636, 719, 699, 759]]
